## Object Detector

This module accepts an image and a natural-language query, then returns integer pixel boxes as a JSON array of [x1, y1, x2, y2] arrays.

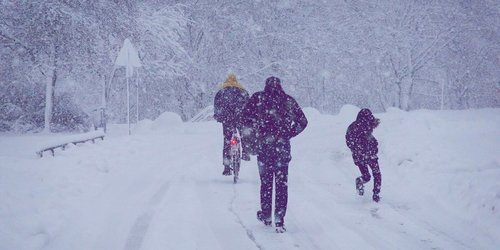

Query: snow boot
[[275, 222, 286, 233], [356, 177, 364, 196], [222, 166, 232, 176], [373, 193, 380, 203], [257, 211, 272, 226]]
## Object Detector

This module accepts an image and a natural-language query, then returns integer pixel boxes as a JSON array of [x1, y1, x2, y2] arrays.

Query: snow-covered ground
[[1, 106, 499, 250]]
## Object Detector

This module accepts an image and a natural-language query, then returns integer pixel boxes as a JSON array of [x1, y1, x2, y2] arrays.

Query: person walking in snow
[[242, 76, 308, 233], [214, 73, 251, 176], [346, 108, 382, 202]]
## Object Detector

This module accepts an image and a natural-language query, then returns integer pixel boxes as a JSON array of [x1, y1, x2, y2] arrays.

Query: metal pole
[[127, 76, 130, 135], [126, 40, 131, 136], [136, 69, 139, 123], [441, 80, 445, 110]]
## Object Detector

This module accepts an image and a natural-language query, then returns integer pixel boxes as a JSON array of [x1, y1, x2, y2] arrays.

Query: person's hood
[[264, 76, 284, 94], [222, 73, 245, 89], [356, 108, 379, 128]]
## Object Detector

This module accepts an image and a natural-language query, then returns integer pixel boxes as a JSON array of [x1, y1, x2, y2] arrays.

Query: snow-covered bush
[[12, 111, 44, 133], [0, 103, 23, 132], [3, 91, 91, 133], [51, 93, 92, 133]]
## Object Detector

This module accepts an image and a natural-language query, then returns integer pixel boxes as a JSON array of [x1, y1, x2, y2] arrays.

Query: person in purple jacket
[[242, 76, 308, 233], [346, 108, 382, 202]]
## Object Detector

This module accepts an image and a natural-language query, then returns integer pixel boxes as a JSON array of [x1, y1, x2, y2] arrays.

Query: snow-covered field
[[1, 106, 499, 250]]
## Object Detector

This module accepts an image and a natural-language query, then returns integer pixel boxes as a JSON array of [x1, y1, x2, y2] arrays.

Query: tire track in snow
[[121, 136, 199, 250], [194, 176, 260, 249], [121, 153, 197, 250], [229, 184, 265, 250], [121, 131, 212, 250], [283, 213, 322, 250], [294, 178, 402, 249], [296, 172, 468, 250], [384, 200, 471, 250], [229, 181, 322, 250], [123, 181, 172, 250]]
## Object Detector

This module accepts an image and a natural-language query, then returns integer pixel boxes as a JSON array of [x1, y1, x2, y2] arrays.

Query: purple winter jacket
[[242, 77, 308, 160], [346, 108, 379, 158], [214, 86, 249, 126]]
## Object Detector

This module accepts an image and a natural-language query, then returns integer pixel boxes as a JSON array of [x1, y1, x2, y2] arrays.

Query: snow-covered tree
[[1, 0, 498, 133]]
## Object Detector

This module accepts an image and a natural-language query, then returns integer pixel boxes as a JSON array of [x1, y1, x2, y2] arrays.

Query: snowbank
[[302, 107, 322, 121], [133, 112, 184, 134], [154, 111, 183, 127]]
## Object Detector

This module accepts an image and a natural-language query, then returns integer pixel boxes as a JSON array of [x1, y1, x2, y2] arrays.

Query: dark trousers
[[257, 156, 289, 225], [354, 154, 382, 194], [222, 123, 248, 167]]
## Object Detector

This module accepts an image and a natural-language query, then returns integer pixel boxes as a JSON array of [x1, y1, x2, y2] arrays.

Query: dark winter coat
[[242, 76, 308, 162], [346, 108, 379, 159], [213, 75, 249, 126]]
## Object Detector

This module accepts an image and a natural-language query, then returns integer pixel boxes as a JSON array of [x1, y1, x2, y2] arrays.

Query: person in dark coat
[[242, 76, 308, 233], [346, 108, 382, 202], [214, 73, 250, 176]]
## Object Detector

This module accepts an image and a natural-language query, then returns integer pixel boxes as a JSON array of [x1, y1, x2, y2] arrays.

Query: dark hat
[[264, 76, 283, 93]]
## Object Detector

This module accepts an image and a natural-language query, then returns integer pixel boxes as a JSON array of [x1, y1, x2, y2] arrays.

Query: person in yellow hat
[[214, 73, 250, 176]]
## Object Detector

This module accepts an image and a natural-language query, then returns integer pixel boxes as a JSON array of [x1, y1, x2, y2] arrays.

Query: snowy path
[[1, 108, 499, 249]]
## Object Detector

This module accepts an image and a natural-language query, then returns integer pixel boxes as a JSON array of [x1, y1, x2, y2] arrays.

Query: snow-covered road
[[1, 107, 499, 250]]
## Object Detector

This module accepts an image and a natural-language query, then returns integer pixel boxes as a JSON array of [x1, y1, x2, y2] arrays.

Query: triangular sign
[[115, 38, 142, 77]]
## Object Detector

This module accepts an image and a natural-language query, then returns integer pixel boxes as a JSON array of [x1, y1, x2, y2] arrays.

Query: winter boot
[[275, 222, 286, 233], [356, 177, 364, 196], [372, 193, 380, 203], [222, 166, 232, 176], [257, 211, 272, 226]]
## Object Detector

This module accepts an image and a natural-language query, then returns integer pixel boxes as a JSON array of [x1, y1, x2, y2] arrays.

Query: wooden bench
[[37, 135, 105, 157]]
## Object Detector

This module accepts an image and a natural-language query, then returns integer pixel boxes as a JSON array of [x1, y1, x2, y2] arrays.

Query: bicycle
[[229, 130, 241, 184]]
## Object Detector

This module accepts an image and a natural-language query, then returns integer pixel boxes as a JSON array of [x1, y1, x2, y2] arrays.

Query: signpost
[[114, 38, 142, 135]]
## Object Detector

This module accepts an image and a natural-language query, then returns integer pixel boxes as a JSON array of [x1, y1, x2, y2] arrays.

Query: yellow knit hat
[[222, 73, 244, 89]]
